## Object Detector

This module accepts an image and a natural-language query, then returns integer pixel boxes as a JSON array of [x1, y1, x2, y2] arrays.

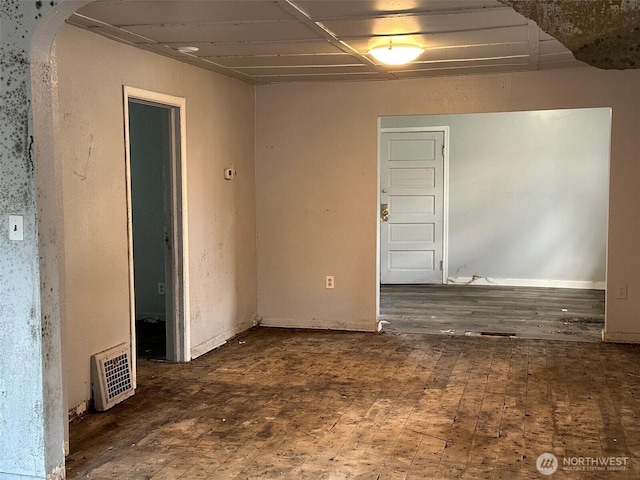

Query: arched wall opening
[[29, 3, 260, 475], [30, 0, 94, 467]]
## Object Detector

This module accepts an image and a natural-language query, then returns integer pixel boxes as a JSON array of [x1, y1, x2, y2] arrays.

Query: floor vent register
[[91, 343, 134, 411]]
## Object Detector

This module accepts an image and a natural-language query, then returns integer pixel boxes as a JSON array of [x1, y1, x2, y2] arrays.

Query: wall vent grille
[[91, 343, 134, 411]]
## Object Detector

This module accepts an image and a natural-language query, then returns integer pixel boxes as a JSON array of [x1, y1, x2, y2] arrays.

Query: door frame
[[376, 124, 450, 322], [123, 86, 191, 383]]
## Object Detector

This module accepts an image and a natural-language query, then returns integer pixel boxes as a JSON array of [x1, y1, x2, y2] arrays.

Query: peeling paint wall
[[0, 0, 65, 478], [501, 0, 640, 69]]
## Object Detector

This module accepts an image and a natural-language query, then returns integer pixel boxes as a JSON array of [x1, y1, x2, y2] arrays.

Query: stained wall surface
[[0, 1, 66, 477], [255, 68, 640, 339], [55, 25, 258, 410]]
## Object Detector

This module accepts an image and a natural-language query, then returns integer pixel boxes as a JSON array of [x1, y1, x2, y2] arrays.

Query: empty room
[[378, 108, 610, 342], [2, 1, 640, 479]]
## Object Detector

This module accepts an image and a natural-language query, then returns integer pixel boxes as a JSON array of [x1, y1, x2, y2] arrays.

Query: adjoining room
[[378, 108, 610, 342]]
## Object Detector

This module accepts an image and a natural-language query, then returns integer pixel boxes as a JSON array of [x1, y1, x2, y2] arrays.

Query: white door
[[380, 130, 445, 284]]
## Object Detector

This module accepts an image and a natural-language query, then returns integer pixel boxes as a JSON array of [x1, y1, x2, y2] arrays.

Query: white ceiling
[[67, 0, 586, 84]]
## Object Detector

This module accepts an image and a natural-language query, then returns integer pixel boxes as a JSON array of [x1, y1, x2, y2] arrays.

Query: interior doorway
[[128, 101, 171, 359], [124, 87, 190, 375], [377, 108, 611, 339]]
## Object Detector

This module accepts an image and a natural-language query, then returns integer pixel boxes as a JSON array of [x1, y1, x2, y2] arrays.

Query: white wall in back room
[[381, 108, 611, 288]]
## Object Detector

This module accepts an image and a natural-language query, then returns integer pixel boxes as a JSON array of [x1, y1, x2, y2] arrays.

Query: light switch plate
[[9, 215, 24, 241]]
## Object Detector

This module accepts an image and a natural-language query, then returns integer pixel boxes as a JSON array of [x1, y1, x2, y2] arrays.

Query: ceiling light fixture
[[177, 46, 199, 54], [369, 42, 424, 66]]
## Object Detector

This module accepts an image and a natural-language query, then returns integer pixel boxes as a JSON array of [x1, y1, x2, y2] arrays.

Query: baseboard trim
[[260, 317, 377, 332], [602, 331, 640, 344], [446, 276, 605, 290], [190, 321, 253, 359]]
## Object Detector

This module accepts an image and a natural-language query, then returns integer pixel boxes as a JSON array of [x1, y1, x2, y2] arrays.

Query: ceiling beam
[[276, 0, 397, 79]]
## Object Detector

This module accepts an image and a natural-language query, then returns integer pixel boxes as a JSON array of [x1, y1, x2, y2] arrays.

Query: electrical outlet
[[158, 283, 165, 295], [224, 165, 236, 180], [616, 285, 628, 300], [326, 276, 334, 289]]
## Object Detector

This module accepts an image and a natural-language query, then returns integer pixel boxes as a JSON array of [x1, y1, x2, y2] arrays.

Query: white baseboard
[[446, 276, 605, 290], [190, 321, 253, 359], [603, 331, 640, 343], [260, 317, 377, 332]]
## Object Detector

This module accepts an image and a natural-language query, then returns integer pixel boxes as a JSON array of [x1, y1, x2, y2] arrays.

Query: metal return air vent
[[91, 343, 134, 411]]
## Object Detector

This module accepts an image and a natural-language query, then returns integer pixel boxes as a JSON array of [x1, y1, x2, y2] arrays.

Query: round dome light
[[177, 46, 199, 54], [369, 44, 424, 65]]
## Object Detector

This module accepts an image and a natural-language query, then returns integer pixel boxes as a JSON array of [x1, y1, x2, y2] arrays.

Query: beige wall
[[54, 22, 640, 411], [56, 25, 257, 410], [255, 67, 640, 339]]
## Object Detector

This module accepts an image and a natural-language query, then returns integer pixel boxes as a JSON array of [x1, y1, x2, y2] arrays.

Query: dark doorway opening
[[128, 101, 172, 360]]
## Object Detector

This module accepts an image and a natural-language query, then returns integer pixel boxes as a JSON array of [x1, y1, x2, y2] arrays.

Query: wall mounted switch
[[9, 215, 24, 241]]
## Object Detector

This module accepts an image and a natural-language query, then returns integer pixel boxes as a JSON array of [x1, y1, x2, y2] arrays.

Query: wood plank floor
[[66, 327, 640, 479], [380, 285, 605, 342]]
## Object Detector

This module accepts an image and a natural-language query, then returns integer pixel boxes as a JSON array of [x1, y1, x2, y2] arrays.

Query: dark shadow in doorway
[[135, 318, 166, 359]]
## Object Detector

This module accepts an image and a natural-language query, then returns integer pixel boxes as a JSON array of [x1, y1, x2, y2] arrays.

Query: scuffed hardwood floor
[[380, 285, 605, 342], [66, 327, 640, 479]]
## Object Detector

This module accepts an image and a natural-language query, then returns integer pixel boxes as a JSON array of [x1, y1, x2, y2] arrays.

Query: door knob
[[380, 204, 389, 222]]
